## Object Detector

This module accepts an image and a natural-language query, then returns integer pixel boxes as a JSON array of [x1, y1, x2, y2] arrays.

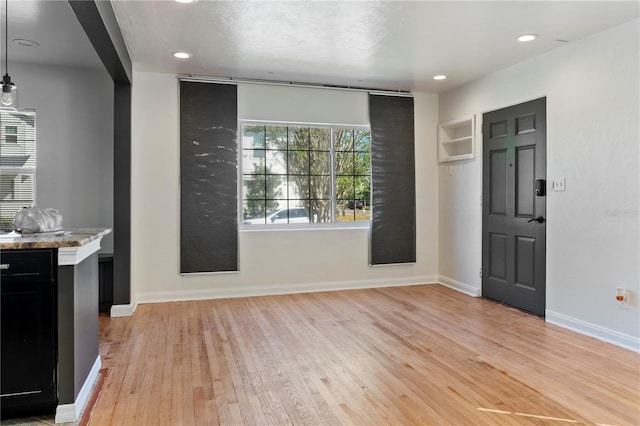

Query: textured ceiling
[[111, 1, 639, 93], [2, 1, 638, 93]]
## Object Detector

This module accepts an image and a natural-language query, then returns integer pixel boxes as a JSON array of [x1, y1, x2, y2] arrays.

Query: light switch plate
[[552, 178, 566, 191]]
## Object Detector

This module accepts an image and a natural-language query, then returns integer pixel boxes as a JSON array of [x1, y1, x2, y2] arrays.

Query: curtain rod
[[178, 75, 413, 97]]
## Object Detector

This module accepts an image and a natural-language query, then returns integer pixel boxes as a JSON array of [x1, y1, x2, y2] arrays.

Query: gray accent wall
[[57, 253, 99, 403], [12, 63, 114, 253], [69, 0, 132, 306], [57, 265, 75, 403], [113, 83, 131, 304]]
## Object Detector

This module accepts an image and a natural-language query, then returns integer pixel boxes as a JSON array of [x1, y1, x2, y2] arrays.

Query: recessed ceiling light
[[173, 51, 192, 59], [433, 75, 447, 80], [517, 34, 538, 42], [13, 39, 39, 47], [175, 0, 196, 3]]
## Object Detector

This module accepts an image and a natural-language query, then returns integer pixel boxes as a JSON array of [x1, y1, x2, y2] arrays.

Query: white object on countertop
[[13, 207, 63, 233]]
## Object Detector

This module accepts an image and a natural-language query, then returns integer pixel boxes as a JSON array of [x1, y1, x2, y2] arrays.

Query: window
[[5, 126, 17, 144], [241, 122, 371, 225], [0, 111, 36, 230]]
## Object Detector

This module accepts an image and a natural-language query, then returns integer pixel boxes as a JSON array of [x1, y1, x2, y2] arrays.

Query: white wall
[[131, 72, 439, 303], [438, 19, 639, 350], [12, 63, 115, 253], [238, 83, 369, 125]]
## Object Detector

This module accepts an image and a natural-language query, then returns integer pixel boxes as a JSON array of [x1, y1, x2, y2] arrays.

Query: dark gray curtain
[[369, 94, 416, 265], [180, 81, 238, 273]]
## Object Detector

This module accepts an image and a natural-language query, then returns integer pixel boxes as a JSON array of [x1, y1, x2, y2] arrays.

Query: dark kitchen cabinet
[[1, 249, 58, 418]]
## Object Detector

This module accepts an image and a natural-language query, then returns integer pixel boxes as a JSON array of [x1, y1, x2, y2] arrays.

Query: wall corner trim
[[546, 310, 640, 353], [438, 275, 481, 297], [55, 356, 102, 423], [110, 303, 137, 318]]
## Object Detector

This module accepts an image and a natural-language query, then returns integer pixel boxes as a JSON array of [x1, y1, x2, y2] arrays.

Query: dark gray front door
[[482, 98, 546, 316]]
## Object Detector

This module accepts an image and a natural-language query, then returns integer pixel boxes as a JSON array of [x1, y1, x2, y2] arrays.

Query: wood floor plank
[[90, 285, 640, 425]]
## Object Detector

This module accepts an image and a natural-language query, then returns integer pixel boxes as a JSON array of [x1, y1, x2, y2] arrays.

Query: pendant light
[[1, 0, 17, 109]]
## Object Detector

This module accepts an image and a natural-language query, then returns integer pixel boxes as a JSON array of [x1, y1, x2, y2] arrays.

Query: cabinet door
[[1, 249, 57, 416]]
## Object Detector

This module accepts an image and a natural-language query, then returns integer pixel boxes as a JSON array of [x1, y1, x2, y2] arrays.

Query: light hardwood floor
[[90, 285, 640, 425]]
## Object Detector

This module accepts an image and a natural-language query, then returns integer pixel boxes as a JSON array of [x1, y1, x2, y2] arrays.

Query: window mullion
[[330, 128, 336, 223], [263, 125, 267, 222], [286, 126, 290, 221], [308, 127, 311, 223]]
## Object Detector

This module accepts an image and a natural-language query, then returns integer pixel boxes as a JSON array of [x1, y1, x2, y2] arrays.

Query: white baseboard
[[135, 275, 439, 304], [110, 303, 137, 317], [438, 275, 481, 297], [546, 310, 640, 353], [55, 356, 102, 423], [54, 404, 75, 424]]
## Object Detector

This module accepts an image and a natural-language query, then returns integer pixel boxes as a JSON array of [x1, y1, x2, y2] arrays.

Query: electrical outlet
[[616, 287, 630, 308]]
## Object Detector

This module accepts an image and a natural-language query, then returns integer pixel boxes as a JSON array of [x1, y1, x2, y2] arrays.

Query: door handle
[[527, 216, 545, 223]]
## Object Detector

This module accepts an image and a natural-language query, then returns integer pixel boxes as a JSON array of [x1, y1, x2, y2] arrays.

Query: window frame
[[239, 119, 371, 230], [0, 110, 36, 231], [5, 125, 18, 144]]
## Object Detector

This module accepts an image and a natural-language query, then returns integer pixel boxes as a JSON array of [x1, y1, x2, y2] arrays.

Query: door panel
[[483, 97, 546, 316], [516, 146, 535, 217], [516, 114, 536, 134], [515, 236, 535, 289], [489, 233, 508, 281], [490, 150, 508, 215], [490, 120, 508, 138]]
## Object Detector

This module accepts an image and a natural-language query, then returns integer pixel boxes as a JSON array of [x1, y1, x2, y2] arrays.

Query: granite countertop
[[0, 228, 112, 250]]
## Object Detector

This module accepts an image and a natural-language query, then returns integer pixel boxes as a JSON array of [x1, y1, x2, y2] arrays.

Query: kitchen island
[[0, 228, 111, 423]]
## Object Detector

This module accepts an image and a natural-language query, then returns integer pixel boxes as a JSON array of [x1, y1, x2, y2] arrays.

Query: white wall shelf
[[438, 115, 475, 162]]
